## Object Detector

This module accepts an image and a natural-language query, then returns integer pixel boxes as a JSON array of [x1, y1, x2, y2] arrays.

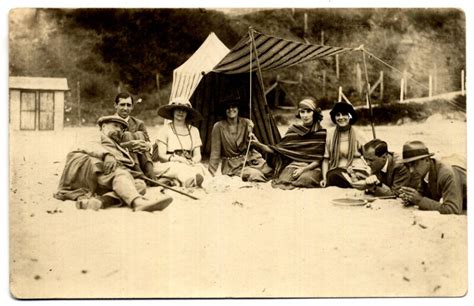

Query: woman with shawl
[[208, 99, 272, 182], [153, 97, 209, 188], [321, 101, 369, 188], [251, 98, 327, 189]]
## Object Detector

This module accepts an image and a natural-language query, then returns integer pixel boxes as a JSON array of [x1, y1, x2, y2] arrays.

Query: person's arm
[[292, 161, 320, 179], [137, 120, 151, 142], [250, 135, 274, 154], [375, 163, 411, 197], [208, 123, 222, 176], [191, 146, 202, 163], [417, 168, 463, 214]]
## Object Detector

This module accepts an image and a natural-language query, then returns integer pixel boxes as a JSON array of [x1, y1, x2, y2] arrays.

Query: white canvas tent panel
[[170, 32, 230, 100]]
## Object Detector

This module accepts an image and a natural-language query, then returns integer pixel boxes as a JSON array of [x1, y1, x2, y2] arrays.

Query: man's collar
[[114, 113, 129, 122], [381, 158, 389, 173], [423, 172, 430, 183]]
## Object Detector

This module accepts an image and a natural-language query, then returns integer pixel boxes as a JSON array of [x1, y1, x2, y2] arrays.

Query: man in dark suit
[[114, 92, 156, 181], [359, 139, 412, 197], [55, 115, 172, 212], [399, 141, 466, 215]]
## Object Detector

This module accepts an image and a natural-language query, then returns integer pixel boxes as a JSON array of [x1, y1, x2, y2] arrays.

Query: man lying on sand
[[351, 139, 412, 196], [54, 115, 173, 212], [399, 141, 467, 215]]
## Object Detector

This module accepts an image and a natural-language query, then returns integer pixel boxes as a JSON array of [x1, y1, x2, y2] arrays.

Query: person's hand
[[365, 175, 380, 185], [399, 186, 423, 205], [351, 180, 368, 190], [131, 140, 149, 153], [170, 155, 189, 164], [103, 154, 117, 175], [292, 168, 304, 179], [248, 133, 259, 143], [320, 180, 327, 188]]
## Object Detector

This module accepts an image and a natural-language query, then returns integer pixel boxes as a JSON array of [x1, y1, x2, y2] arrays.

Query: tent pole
[[362, 49, 376, 139], [241, 28, 255, 178]]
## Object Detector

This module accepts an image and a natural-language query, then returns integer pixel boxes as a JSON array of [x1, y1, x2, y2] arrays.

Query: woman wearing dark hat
[[153, 97, 209, 187], [251, 97, 327, 189], [208, 98, 272, 181], [321, 101, 369, 188]]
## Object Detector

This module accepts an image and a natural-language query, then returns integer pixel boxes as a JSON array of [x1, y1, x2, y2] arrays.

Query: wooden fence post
[[429, 75, 433, 97], [380, 71, 384, 102], [322, 70, 326, 97], [400, 78, 404, 102], [356, 63, 362, 95], [338, 86, 342, 102], [77, 81, 81, 126], [403, 70, 408, 96]]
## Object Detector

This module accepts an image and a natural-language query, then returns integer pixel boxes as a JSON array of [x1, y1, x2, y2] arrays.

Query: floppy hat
[[97, 115, 129, 129], [401, 140, 434, 163], [157, 97, 203, 122], [329, 101, 358, 125]]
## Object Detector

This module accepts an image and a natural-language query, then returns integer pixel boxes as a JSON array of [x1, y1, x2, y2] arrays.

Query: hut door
[[20, 91, 36, 130], [19, 90, 55, 130], [38, 92, 54, 130]]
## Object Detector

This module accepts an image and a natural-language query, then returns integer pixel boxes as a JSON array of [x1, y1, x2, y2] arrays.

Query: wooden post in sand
[[461, 70, 465, 96], [356, 63, 362, 95], [338, 86, 342, 102]]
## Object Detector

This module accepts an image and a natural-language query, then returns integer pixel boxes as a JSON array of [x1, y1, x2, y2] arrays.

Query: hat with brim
[[401, 140, 435, 163], [97, 115, 129, 129], [218, 98, 245, 116], [330, 101, 358, 125], [157, 97, 203, 122]]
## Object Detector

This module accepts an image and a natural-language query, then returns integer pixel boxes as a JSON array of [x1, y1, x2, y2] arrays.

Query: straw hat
[[329, 101, 358, 125], [97, 115, 129, 129], [157, 97, 203, 122], [401, 140, 434, 163]]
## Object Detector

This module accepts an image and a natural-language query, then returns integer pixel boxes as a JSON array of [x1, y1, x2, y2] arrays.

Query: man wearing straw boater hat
[[399, 140, 466, 214], [54, 115, 173, 212]]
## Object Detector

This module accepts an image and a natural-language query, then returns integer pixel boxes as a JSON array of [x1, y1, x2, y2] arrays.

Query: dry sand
[[9, 114, 467, 298]]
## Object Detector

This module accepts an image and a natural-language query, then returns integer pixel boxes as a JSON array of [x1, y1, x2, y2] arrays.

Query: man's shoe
[[133, 194, 173, 212], [76, 197, 103, 211]]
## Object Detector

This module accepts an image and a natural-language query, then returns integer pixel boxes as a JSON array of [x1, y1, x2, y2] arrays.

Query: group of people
[[54, 92, 467, 215]]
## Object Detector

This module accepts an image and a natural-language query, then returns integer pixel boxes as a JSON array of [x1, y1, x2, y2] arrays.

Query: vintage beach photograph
[[7, 5, 469, 300]]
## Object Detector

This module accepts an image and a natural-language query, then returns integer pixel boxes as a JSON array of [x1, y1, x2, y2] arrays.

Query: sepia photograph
[[6, 1, 470, 302]]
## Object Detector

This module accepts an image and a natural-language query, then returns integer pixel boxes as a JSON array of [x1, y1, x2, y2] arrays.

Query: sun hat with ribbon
[[401, 140, 435, 163], [157, 97, 203, 122]]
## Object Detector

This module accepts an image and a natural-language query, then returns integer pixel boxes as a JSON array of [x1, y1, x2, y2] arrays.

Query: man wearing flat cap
[[54, 115, 173, 212], [399, 140, 466, 214]]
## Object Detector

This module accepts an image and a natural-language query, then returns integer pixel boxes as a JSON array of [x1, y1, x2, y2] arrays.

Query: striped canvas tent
[[170, 32, 230, 100], [172, 30, 354, 154]]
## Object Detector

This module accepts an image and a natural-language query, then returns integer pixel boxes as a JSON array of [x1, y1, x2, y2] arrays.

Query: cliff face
[[9, 8, 465, 123]]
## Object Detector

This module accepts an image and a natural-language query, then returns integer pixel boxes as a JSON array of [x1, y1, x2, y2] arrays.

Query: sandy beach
[[9, 113, 467, 298]]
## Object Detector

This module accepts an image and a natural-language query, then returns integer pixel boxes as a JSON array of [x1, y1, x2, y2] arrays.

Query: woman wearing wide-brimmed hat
[[208, 98, 272, 182], [153, 97, 209, 187], [251, 97, 327, 189], [321, 101, 370, 188]]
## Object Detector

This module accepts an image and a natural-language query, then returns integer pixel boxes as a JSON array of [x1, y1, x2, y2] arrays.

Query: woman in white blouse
[[154, 97, 209, 187]]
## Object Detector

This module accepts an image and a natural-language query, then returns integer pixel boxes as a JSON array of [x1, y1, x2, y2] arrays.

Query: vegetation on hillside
[[9, 8, 465, 125]]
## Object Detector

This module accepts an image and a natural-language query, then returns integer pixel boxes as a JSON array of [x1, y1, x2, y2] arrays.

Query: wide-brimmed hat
[[157, 97, 203, 122], [401, 140, 435, 163], [329, 101, 358, 125], [97, 115, 128, 129]]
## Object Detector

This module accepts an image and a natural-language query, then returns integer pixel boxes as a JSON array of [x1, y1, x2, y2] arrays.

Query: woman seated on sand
[[251, 97, 327, 189], [321, 101, 370, 188], [208, 98, 272, 182], [153, 97, 209, 187]]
